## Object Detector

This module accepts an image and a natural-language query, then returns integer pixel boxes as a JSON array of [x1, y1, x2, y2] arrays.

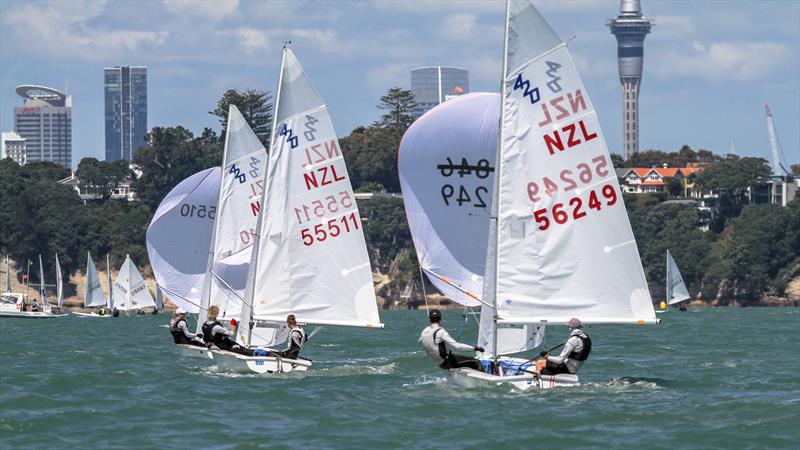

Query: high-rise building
[[105, 66, 148, 161], [608, 0, 653, 160], [14, 85, 72, 167], [410, 66, 469, 117], [1, 131, 27, 165]]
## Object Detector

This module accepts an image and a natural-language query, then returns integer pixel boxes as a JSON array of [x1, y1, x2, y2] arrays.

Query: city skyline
[[1, 1, 798, 168]]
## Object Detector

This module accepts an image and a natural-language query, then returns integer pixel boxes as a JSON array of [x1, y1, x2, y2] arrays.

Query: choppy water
[[1, 308, 798, 449]]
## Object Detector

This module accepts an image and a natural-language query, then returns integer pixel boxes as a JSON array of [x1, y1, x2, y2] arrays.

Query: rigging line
[[158, 285, 207, 312], [421, 267, 492, 309], [418, 264, 430, 313]]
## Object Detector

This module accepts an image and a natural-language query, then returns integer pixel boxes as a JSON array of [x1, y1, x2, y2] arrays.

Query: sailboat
[[657, 250, 690, 312], [0, 254, 62, 318], [184, 47, 384, 374], [111, 255, 155, 313], [444, 0, 657, 390], [399, 92, 544, 353], [173, 105, 269, 359], [73, 252, 111, 317]]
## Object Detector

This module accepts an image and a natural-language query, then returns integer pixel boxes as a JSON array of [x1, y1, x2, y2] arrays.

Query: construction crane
[[764, 104, 790, 176]]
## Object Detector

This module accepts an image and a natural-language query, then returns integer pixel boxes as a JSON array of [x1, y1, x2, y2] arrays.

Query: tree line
[[0, 86, 797, 305]]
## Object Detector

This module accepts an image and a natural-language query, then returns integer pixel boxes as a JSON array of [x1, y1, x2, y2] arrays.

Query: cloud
[[656, 41, 793, 82], [2, 1, 168, 60], [437, 14, 478, 41], [163, 0, 239, 19], [366, 62, 411, 90], [217, 28, 269, 50]]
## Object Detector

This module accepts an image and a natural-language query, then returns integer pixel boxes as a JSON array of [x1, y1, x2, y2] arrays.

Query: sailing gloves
[[475, 346, 485, 353]]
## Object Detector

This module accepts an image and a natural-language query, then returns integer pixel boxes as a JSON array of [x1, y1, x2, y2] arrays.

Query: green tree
[[791, 164, 800, 177], [375, 87, 416, 129], [75, 158, 132, 200], [21, 161, 70, 182], [210, 89, 273, 146], [695, 156, 771, 227], [666, 177, 683, 198], [340, 125, 404, 192]]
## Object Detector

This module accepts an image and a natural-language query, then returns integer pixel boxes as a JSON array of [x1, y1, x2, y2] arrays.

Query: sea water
[[1, 308, 798, 449]]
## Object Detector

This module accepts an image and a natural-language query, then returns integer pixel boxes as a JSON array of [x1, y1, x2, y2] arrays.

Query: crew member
[[536, 318, 591, 375], [269, 314, 306, 360], [169, 308, 203, 346], [419, 309, 484, 370], [201, 305, 251, 355], [31, 298, 39, 312]]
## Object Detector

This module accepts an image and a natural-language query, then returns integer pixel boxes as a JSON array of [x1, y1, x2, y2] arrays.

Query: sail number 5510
[[533, 185, 617, 231]]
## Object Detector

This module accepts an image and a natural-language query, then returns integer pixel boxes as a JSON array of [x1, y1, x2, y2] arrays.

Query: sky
[[1, 0, 798, 169]]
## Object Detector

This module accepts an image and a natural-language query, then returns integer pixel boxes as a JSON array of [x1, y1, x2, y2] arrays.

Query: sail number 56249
[[533, 185, 617, 231]]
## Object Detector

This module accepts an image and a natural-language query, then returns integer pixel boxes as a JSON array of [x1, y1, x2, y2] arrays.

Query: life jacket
[[201, 320, 222, 346], [285, 327, 307, 358], [170, 318, 191, 345], [433, 328, 449, 361], [568, 334, 592, 362]]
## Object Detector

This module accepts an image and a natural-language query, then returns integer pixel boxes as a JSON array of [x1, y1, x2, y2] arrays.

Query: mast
[[195, 107, 235, 333], [4, 255, 10, 293], [238, 45, 288, 346], [107, 254, 113, 310]]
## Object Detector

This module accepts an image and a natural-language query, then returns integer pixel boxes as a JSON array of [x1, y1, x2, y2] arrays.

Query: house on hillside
[[617, 165, 704, 197], [58, 165, 141, 202]]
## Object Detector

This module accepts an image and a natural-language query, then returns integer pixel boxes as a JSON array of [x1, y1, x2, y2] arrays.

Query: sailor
[[31, 298, 39, 312], [419, 309, 484, 370], [201, 305, 251, 355], [112, 308, 120, 317], [536, 318, 591, 375], [269, 314, 306, 360], [99, 307, 107, 316], [169, 308, 203, 346]]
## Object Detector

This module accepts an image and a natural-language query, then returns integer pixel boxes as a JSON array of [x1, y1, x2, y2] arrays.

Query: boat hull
[[449, 356, 580, 391], [175, 344, 312, 374], [72, 312, 112, 318], [0, 310, 63, 319]]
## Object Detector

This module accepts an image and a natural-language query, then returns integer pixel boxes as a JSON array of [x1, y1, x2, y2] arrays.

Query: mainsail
[[85, 252, 107, 308], [481, 0, 656, 355], [155, 285, 164, 311], [238, 48, 381, 345], [666, 250, 690, 305], [106, 254, 114, 310], [55, 254, 64, 308], [38, 254, 48, 310], [112, 255, 155, 311], [196, 105, 268, 329], [4, 255, 10, 293], [147, 168, 219, 312]]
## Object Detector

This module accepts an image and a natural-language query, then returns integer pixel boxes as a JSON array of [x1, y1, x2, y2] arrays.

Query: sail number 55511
[[300, 212, 360, 246], [533, 185, 617, 231]]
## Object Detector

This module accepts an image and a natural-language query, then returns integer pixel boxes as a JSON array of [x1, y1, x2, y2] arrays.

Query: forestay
[[146, 168, 219, 312], [85, 253, 107, 308], [112, 255, 155, 311], [666, 250, 690, 305], [197, 106, 268, 327], [486, 0, 656, 326], [244, 48, 381, 336]]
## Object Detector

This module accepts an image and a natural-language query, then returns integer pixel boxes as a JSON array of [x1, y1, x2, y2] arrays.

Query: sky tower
[[608, 0, 653, 160]]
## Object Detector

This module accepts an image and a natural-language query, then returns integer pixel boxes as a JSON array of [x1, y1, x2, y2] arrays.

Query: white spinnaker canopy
[[196, 106, 268, 327], [85, 253, 107, 308], [112, 255, 155, 310], [399, 93, 499, 307], [55, 254, 63, 308], [486, 0, 656, 327], [244, 48, 381, 335], [666, 250, 690, 305], [147, 168, 218, 312]]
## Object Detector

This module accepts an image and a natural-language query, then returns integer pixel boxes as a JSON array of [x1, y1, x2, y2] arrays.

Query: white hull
[[72, 311, 112, 318], [449, 357, 579, 391], [0, 310, 63, 319], [175, 344, 312, 374]]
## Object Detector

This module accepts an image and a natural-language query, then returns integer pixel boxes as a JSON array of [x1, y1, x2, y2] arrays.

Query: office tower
[[105, 66, 148, 161], [1, 131, 27, 165], [410, 66, 469, 117], [14, 85, 72, 167]]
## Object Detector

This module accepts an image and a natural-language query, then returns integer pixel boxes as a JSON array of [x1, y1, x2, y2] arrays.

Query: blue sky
[[1, 0, 798, 169]]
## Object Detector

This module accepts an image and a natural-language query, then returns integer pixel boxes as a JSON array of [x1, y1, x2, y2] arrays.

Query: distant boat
[[0, 254, 63, 318], [73, 252, 111, 318], [180, 47, 384, 373], [111, 255, 155, 313], [657, 250, 690, 313], [440, 0, 657, 390]]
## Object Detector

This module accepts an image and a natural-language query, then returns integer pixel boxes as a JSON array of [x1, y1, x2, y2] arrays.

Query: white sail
[[485, 0, 656, 327], [106, 254, 114, 310], [399, 93, 500, 307], [196, 106, 268, 328], [112, 255, 155, 311], [155, 285, 164, 311], [38, 254, 48, 310], [241, 48, 381, 342], [4, 255, 10, 293], [84, 252, 107, 308], [147, 167, 220, 312], [55, 254, 64, 308], [666, 250, 690, 305]]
